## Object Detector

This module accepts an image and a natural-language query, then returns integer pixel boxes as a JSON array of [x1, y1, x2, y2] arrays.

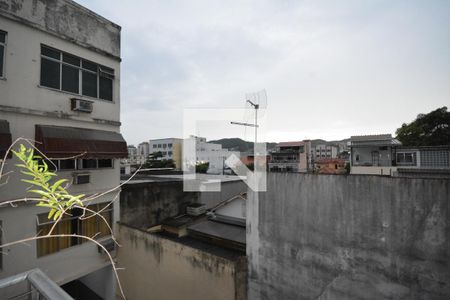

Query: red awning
[[35, 125, 128, 159], [0, 120, 12, 159]]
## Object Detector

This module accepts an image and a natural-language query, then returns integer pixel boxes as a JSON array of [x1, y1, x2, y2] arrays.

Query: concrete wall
[[248, 173, 449, 300], [351, 166, 397, 176], [117, 223, 246, 300], [200, 180, 247, 209], [120, 180, 198, 229]]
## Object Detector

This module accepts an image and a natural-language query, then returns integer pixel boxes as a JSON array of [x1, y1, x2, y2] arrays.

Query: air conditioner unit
[[71, 98, 93, 113], [73, 173, 90, 185]]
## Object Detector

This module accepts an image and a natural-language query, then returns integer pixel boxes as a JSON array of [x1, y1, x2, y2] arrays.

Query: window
[[157, 144, 161, 148], [396, 152, 416, 165], [168, 151, 172, 156], [153, 144, 157, 148], [0, 30, 6, 78], [40, 45, 114, 101], [163, 144, 167, 148], [48, 159, 113, 170], [168, 143, 172, 148], [37, 203, 113, 257]]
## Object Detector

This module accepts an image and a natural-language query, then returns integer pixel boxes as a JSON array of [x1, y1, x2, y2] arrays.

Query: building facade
[[149, 137, 183, 169], [185, 136, 240, 174], [268, 140, 312, 173], [0, 1, 125, 299]]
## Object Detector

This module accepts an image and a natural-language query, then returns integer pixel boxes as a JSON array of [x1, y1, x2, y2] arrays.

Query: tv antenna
[[231, 90, 267, 152]]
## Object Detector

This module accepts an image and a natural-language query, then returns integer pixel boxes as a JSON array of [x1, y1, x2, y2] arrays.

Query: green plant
[[12, 144, 84, 221], [196, 162, 209, 173]]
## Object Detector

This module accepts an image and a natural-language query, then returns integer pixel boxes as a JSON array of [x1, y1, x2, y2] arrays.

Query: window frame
[[36, 203, 113, 257], [0, 30, 7, 79], [40, 44, 114, 102]]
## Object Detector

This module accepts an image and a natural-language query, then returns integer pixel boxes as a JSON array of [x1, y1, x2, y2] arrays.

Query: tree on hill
[[395, 107, 450, 146]]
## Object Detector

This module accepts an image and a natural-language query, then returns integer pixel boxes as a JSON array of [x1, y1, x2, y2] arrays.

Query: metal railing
[[0, 268, 73, 300]]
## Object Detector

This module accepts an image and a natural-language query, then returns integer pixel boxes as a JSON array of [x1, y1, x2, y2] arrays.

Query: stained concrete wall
[[248, 173, 449, 300], [120, 180, 198, 229], [116, 223, 247, 300], [0, 0, 121, 59], [120, 178, 247, 229]]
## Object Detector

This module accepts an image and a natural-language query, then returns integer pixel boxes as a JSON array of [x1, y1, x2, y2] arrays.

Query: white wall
[[0, 8, 120, 297]]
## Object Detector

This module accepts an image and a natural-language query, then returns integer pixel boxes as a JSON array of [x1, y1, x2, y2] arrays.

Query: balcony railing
[[0, 268, 73, 300]]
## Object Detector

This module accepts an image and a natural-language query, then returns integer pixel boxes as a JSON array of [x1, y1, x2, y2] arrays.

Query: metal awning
[[0, 120, 12, 159], [35, 125, 128, 159]]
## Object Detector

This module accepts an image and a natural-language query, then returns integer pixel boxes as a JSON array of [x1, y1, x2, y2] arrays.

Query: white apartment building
[[0, 1, 125, 299], [186, 136, 240, 174], [138, 141, 150, 160], [149, 138, 183, 169]]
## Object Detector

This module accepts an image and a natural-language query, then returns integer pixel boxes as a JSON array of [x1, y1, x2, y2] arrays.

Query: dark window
[[99, 75, 113, 101], [0, 31, 5, 78], [41, 46, 60, 59], [62, 64, 79, 93], [40, 45, 114, 100], [81, 159, 97, 169], [59, 159, 76, 170], [40, 58, 60, 89], [63, 53, 80, 66], [75, 174, 90, 184], [98, 159, 113, 168], [82, 71, 97, 97], [168, 143, 172, 148]]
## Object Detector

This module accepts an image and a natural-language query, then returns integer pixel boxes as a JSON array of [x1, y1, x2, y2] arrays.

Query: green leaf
[[51, 179, 68, 193]]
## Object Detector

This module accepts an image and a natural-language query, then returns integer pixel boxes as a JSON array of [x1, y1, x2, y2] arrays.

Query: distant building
[[349, 134, 401, 175], [186, 136, 240, 174], [149, 138, 183, 169], [137, 141, 150, 161], [240, 152, 270, 166], [316, 158, 347, 174], [268, 140, 312, 172], [350, 134, 450, 177]]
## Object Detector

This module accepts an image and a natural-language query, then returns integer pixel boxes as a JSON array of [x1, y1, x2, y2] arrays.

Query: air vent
[[186, 203, 206, 216], [73, 173, 90, 185], [71, 98, 93, 113]]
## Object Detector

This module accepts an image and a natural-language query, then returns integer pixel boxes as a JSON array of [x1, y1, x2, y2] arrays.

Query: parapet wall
[[248, 173, 449, 299]]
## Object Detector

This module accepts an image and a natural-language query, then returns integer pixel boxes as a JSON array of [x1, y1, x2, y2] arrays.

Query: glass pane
[[99, 210, 112, 237], [41, 46, 60, 59], [58, 220, 72, 250], [63, 53, 80, 66], [82, 71, 97, 97], [98, 159, 113, 168], [40, 58, 60, 89], [59, 159, 76, 170], [99, 76, 113, 101], [37, 223, 58, 257], [82, 159, 97, 169], [0, 31, 5, 43], [0, 45, 3, 77], [81, 216, 98, 238], [62, 65, 79, 93], [82, 60, 97, 72]]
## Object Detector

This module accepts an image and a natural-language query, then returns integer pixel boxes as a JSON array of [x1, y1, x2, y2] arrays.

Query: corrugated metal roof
[[350, 134, 392, 141]]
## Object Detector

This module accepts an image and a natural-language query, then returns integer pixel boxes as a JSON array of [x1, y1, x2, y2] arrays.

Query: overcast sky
[[77, 0, 450, 145]]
